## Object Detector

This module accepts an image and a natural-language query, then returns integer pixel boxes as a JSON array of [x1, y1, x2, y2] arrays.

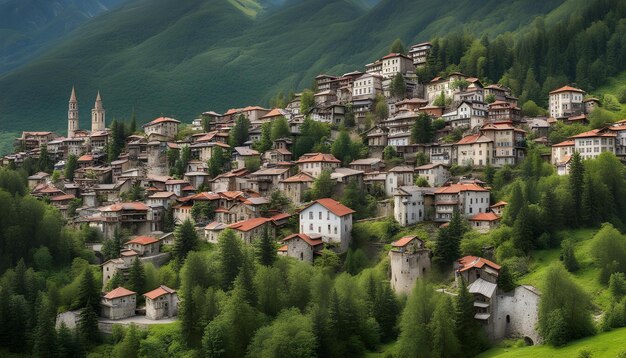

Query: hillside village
[[2, 37, 626, 354]]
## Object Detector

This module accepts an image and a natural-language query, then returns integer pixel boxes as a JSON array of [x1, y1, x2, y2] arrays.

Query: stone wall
[[492, 285, 542, 345]]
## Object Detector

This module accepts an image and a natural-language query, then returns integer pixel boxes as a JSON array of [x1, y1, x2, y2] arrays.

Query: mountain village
[[2, 40, 623, 347]]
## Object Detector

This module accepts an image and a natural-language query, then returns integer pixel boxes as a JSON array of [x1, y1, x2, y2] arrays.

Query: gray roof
[[468, 278, 497, 298], [349, 158, 382, 165]]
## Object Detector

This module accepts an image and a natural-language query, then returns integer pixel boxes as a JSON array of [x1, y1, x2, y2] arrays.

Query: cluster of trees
[[229, 115, 251, 148], [416, 0, 626, 108], [293, 117, 331, 158], [167, 146, 191, 178], [331, 129, 367, 166], [252, 116, 290, 153], [410, 113, 445, 144], [108, 117, 136, 162]]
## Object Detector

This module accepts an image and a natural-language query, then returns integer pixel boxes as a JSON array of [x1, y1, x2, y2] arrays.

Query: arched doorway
[[524, 336, 534, 346]]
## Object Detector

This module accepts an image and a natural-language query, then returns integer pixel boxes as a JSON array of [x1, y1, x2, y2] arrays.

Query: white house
[[570, 128, 616, 160], [296, 153, 341, 178], [299, 198, 354, 253], [415, 163, 450, 187], [394, 186, 430, 226], [549, 85, 585, 119], [385, 166, 415, 196], [352, 73, 383, 99], [456, 134, 493, 167], [434, 183, 491, 221], [142, 117, 180, 139]]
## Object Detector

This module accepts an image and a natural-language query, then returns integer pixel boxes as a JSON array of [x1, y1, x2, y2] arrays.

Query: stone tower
[[68, 86, 79, 138], [91, 91, 106, 132]]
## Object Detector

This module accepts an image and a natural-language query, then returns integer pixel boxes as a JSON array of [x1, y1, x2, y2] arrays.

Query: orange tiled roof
[[456, 134, 491, 145], [392, 235, 423, 248], [435, 183, 488, 194], [77, 154, 93, 162], [104, 202, 149, 212], [281, 172, 315, 183], [549, 85, 585, 94], [490, 201, 508, 208], [456, 256, 501, 272], [228, 217, 272, 232], [469, 212, 500, 222], [104, 287, 136, 299], [305, 198, 355, 217], [552, 140, 574, 147], [126, 236, 159, 246], [295, 153, 341, 164], [144, 117, 181, 126], [570, 129, 616, 139], [282, 233, 323, 246], [144, 285, 176, 300]]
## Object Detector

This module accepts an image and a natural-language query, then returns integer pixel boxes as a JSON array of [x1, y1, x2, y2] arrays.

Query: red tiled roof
[[435, 183, 488, 194], [104, 287, 136, 299], [490, 201, 507, 208], [552, 140, 575, 147], [143, 117, 181, 127], [104, 202, 149, 212], [282, 233, 323, 246], [148, 191, 177, 199], [570, 129, 616, 139], [392, 236, 423, 248], [281, 172, 315, 183], [228, 217, 272, 232], [126, 236, 159, 246], [456, 256, 501, 272], [271, 212, 291, 221], [549, 85, 585, 94], [278, 244, 288, 252], [50, 194, 75, 201], [78, 154, 93, 162], [469, 212, 500, 222], [144, 285, 176, 300], [456, 134, 491, 145], [296, 153, 341, 164], [305, 198, 355, 217], [120, 250, 138, 257], [261, 108, 283, 118]]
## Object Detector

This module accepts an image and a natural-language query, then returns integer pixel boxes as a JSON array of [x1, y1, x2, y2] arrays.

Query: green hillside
[[0, 0, 574, 133]]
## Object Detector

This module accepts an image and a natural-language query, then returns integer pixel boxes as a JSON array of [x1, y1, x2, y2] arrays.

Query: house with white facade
[[456, 134, 493, 167], [551, 140, 575, 165], [415, 163, 450, 187], [549, 86, 585, 119], [385, 166, 415, 196], [570, 128, 616, 160], [296, 153, 341, 178], [394, 186, 431, 226], [299, 198, 354, 253], [101, 287, 137, 320], [434, 183, 490, 221], [142, 117, 180, 139], [352, 73, 383, 99]]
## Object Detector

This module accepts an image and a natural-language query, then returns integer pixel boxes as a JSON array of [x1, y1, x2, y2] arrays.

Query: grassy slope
[[592, 70, 626, 119], [477, 327, 626, 358], [0, 0, 572, 133]]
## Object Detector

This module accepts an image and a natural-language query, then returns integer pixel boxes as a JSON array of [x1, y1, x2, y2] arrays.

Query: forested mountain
[[0, 0, 580, 133], [0, 0, 128, 73]]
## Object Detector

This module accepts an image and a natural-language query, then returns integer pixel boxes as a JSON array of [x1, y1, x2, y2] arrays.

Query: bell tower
[[68, 86, 79, 138], [91, 91, 106, 132]]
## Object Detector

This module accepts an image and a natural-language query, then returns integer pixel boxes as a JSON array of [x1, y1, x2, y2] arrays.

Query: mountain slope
[[0, 0, 128, 73], [0, 0, 574, 133]]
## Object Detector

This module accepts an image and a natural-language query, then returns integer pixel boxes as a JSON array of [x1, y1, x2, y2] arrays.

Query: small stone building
[[280, 233, 324, 263], [101, 287, 137, 320], [144, 285, 178, 320], [389, 236, 431, 294], [124, 236, 160, 257]]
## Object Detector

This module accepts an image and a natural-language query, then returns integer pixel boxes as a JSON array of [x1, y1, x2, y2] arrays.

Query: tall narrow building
[[91, 91, 106, 132], [68, 86, 79, 138]]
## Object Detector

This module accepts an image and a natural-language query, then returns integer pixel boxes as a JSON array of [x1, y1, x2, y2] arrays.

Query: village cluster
[[4, 41, 619, 343]]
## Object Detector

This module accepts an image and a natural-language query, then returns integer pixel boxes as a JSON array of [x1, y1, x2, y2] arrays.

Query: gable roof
[[303, 198, 355, 217], [228, 217, 272, 232], [570, 129, 616, 139], [143, 117, 181, 127], [469, 212, 500, 222], [549, 85, 585, 94], [281, 172, 315, 183], [490, 201, 508, 208], [552, 140, 575, 147], [296, 153, 341, 164], [126, 236, 159, 246], [457, 134, 492, 145], [282, 233, 323, 247], [456, 256, 501, 272], [392, 236, 424, 248], [104, 287, 136, 300], [144, 285, 176, 300], [435, 183, 488, 194]]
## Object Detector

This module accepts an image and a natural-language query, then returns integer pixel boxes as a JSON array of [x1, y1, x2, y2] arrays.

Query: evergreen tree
[[162, 207, 175, 232], [300, 90, 315, 115], [256, 225, 276, 266], [77, 269, 100, 313], [56, 323, 81, 358], [228, 114, 250, 147], [390, 72, 406, 99], [309, 169, 334, 200], [497, 265, 516, 292], [581, 172, 602, 226], [254, 122, 273, 153], [561, 239, 579, 272], [238, 248, 257, 305], [32, 295, 57, 358], [411, 112, 434, 144], [504, 181, 525, 225], [38, 145, 52, 173], [102, 228, 125, 261], [569, 152, 585, 225], [270, 116, 290, 141], [65, 154, 78, 181], [390, 38, 407, 54], [105, 272, 124, 292], [512, 206, 533, 253], [207, 146, 227, 178], [397, 281, 436, 358], [173, 218, 199, 265], [433, 209, 465, 268], [331, 129, 352, 166], [430, 296, 460, 358], [113, 323, 141, 358], [129, 111, 137, 134], [218, 229, 244, 291], [127, 258, 146, 294], [455, 279, 481, 354], [78, 298, 99, 345]]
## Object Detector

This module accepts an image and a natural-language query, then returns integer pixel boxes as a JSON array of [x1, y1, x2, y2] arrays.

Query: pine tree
[[78, 297, 99, 345], [228, 114, 250, 147], [270, 116, 290, 141], [173, 219, 199, 265], [256, 225, 276, 266], [430, 296, 460, 358], [65, 154, 78, 181], [77, 268, 100, 313], [38, 145, 52, 173], [569, 152, 585, 225], [56, 323, 81, 358], [497, 265, 516, 292], [390, 72, 406, 99], [581, 172, 602, 226], [32, 294, 57, 358], [102, 228, 125, 261], [513, 206, 533, 253], [433, 208, 465, 268], [390, 38, 407, 54], [127, 258, 146, 294], [455, 279, 483, 355], [113, 323, 140, 357], [561, 239, 579, 272], [207, 146, 226, 178], [238, 248, 257, 305], [218, 229, 244, 291], [129, 111, 137, 134]]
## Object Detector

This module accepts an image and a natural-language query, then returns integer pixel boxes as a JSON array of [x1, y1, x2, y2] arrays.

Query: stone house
[[480, 121, 526, 167], [299, 198, 354, 253], [95, 202, 153, 239], [468, 212, 501, 233], [227, 217, 275, 244], [389, 236, 431, 294], [247, 167, 291, 196], [144, 285, 178, 320], [204, 221, 227, 243], [456, 134, 493, 167], [492, 286, 542, 345], [415, 163, 450, 187], [147, 191, 178, 210], [349, 158, 384, 173], [210, 168, 249, 192], [385, 166, 415, 197], [433, 183, 490, 221], [233, 147, 261, 169], [455, 256, 500, 285], [296, 152, 341, 178], [280, 172, 315, 206], [488, 101, 521, 123], [490, 201, 507, 216], [280, 233, 324, 263], [27, 172, 50, 189], [394, 186, 432, 226], [101, 287, 137, 320], [364, 126, 388, 158], [143, 117, 180, 139], [124, 236, 160, 257]]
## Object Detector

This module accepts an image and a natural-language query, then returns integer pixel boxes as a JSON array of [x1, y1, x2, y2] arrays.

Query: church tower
[[68, 86, 79, 138], [91, 91, 106, 132]]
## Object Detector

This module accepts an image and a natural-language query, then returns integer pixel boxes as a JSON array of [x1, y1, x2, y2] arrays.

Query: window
[[309, 212, 313, 219]]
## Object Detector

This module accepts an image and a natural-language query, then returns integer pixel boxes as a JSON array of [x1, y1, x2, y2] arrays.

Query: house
[[469, 212, 501, 233], [280, 172, 315, 206], [147, 191, 178, 209], [480, 121, 526, 167], [433, 183, 490, 221], [349, 158, 384, 173], [394, 186, 431, 226], [296, 153, 341, 178], [165, 179, 191, 197], [124, 236, 160, 257], [16, 131, 58, 151], [95, 202, 153, 239], [144, 285, 178, 320], [408, 42, 432, 66], [380, 53, 414, 79], [415, 163, 450, 187], [331, 167, 364, 196], [551, 140, 575, 165], [364, 126, 388, 158], [426, 72, 469, 103], [233, 147, 260, 169], [549, 86, 585, 119], [490, 201, 507, 216], [488, 101, 521, 123], [570, 128, 616, 160], [27, 172, 50, 189], [247, 167, 291, 196], [101, 287, 137, 320], [456, 134, 493, 167], [455, 256, 500, 285], [184, 171, 211, 190], [143, 117, 180, 139], [263, 148, 292, 163], [389, 236, 431, 294], [227, 217, 275, 244], [299, 198, 354, 253], [385, 166, 415, 196], [352, 73, 383, 99], [280, 233, 324, 263], [442, 101, 486, 129], [210, 168, 249, 192], [204, 221, 227, 243]]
